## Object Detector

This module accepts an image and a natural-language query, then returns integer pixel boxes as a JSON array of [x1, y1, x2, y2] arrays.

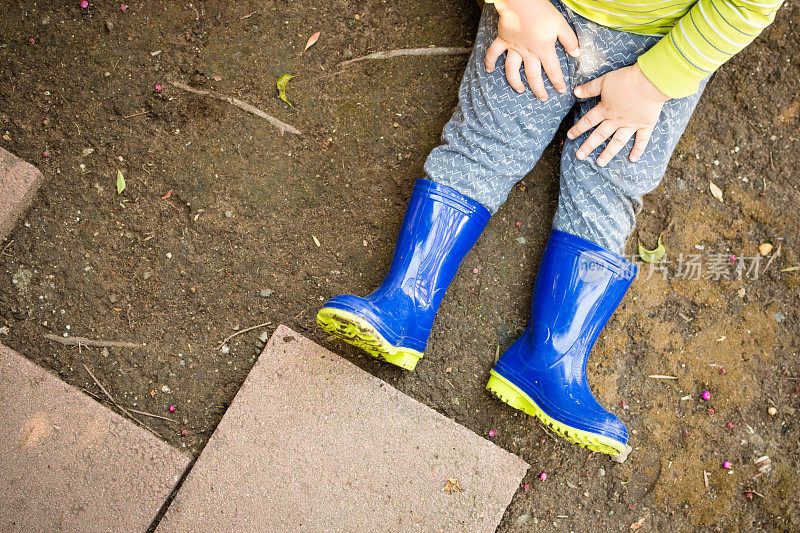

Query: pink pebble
[[488, 429, 495, 437], [729, 255, 737, 262], [472, 267, 479, 274], [80, 0, 88, 8], [154, 84, 163, 93], [42, 150, 49, 157], [701, 391, 711, 401], [181, 429, 188, 436], [515, 221, 521, 227], [723, 461, 732, 469], [169, 405, 176, 412], [719, 368, 727, 375], [523, 483, 530, 490], [120, 4, 128, 11], [538, 472, 547, 481], [708, 408, 715, 415], [29, 38, 35, 45], [727, 422, 735, 430]]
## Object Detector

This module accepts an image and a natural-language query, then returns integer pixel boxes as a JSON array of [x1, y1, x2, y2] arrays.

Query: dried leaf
[[303, 31, 320, 53], [709, 181, 723, 202], [444, 478, 463, 493], [211, 75, 223, 82], [277, 74, 296, 108], [116, 169, 126, 194], [638, 234, 665, 263], [759, 242, 773, 256]]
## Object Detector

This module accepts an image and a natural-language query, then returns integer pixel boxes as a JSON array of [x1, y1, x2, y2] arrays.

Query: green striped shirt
[[490, 0, 785, 97]]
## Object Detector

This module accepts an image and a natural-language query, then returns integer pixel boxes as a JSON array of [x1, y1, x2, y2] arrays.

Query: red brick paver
[[0, 344, 191, 533], [0, 147, 43, 241], [157, 325, 528, 532]]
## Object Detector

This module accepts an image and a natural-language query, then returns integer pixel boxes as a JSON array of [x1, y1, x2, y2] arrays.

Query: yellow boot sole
[[486, 370, 627, 455], [316, 307, 423, 371]]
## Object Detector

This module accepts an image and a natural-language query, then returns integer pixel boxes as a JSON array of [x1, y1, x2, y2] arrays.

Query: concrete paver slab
[[0, 147, 43, 241], [157, 325, 528, 532], [0, 344, 191, 533]]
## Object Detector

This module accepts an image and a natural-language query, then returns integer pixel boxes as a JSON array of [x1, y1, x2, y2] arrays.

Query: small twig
[[123, 110, 151, 119], [538, 422, 561, 443], [338, 46, 472, 67], [648, 375, 678, 379], [44, 334, 143, 349], [240, 10, 257, 19], [81, 387, 102, 401], [0, 239, 13, 256], [82, 364, 154, 433], [169, 80, 301, 135], [762, 242, 781, 274], [218, 322, 272, 349], [128, 408, 178, 423]]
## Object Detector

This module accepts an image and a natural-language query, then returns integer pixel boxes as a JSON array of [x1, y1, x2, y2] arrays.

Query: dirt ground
[[1, 0, 799, 530]]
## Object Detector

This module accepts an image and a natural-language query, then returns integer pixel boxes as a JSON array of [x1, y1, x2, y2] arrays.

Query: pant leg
[[552, 13, 708, 253], [424, 6, 577, 214]]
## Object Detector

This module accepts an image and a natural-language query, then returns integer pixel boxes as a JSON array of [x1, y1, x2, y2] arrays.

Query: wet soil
[[1, 0, 799, 530]]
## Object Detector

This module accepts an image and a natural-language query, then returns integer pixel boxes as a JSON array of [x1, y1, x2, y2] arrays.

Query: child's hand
[[567, 63, 670, 166], [485, 0, 580, 100]]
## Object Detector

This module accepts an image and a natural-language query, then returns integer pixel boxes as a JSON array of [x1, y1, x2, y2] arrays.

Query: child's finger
[[574, 75, 604, 98], [597, 127, 635, 167], [567, 105, 603, 140], [523, 57, 547, 100], [629, 127, 653, 162], [485, 38, 507, 73], [541, 50, 566, 94], [557, 24, 581, 58], [505, 50, 526, 93], [576, 120, 616, 160]]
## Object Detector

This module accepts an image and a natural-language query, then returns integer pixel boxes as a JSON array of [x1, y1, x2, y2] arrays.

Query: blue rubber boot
[[317, 179, 491, 370], [486, 230, 637, 455]]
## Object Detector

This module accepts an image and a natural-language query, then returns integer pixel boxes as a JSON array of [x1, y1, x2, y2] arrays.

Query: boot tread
[[486, 370, 627, 456], [317, 307, 422, 371]]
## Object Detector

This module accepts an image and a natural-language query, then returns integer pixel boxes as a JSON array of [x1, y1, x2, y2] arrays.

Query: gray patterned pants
[[424, 2, 707, 252]]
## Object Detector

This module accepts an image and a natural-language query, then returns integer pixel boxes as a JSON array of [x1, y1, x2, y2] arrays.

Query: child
[[317, 0, 783, 455]]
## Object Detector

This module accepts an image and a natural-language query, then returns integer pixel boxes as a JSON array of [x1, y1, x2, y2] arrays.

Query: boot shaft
[[521, 230, 637, 366], [368, 180, 491, 336], [321, 179, 490, 355]]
